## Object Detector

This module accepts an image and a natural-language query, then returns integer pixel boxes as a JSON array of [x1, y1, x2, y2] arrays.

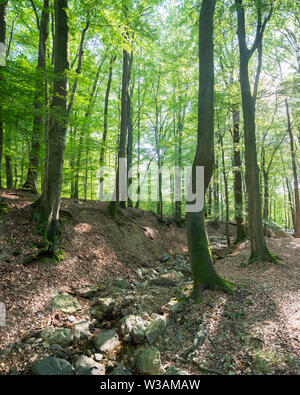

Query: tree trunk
[[32, 0, 69, 256], [285, 98, 300, 237], [0, 1, 8, 189], [186, 0, 232, 301], [232, 109, 245, 242], [235, 0, 277, 264], [109, 46, 132, 215], [5, 128, 13, 188], [219, 130, 230, 246], [23, 0, 50, 194]]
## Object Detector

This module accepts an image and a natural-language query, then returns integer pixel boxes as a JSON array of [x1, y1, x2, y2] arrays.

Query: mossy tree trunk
[[32, 0, 69, 256], [186, 0, 232, 301]]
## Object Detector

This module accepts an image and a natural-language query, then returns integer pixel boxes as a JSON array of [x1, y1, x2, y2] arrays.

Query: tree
[[22, 0, 50, 194], [235, 0, 279, 264], [0, 0, 8, 189], [32, 0, 69, 257], [186, 0, 232, 301]]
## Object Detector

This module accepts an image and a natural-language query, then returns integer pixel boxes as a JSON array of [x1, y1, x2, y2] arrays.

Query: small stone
[[94, 353, 104, 362], [114, 278, 131, 289], [48, 328, 74, 346], [41, 326, 54, 340], [97, 297, 115, 314], [149, 277, 177, 287], [67, 315, 75, 323], [32, 357, 74, 375], [74, 320, 91, 340], [136, 346, 162, 375], [121, 315, 148, 344], [166, 366, 189, 375], [52, 293, 82, 314], [75, 355, 105, 375], [50, 344, 63, 351], [160, 253, 171, 263], [145, 316, 167, 345], [110, 362, 132, 375], [93, 329, 120, 353]]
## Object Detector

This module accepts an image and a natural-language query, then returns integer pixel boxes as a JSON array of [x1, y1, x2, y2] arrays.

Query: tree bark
[[186, 0, 232, 301], [235, 0, 277, 264], [32, 0, 69, 256], [0, 1, 8, 189], [23, 0, 50, 194]]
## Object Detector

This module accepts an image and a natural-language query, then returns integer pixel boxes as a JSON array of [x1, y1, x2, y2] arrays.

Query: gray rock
[[75, 355, 105, 375], [40, 326, 54, 340], [110, 362, 132, 375], [136, 346, 163, 375], [50, 344, 63, 351], [94, 353, 104, 362], [145, 316, 166, 345], [52, 293, 82, 314], [121, 315, 148, 344], [149, 277, 177, 287], [32, 357, 74, 375], [48, 328, 74, 346], [93, 329, 120, 353], [160, 253, 171, 263], [166, 366, 189, 375], [97, 297, 115, 314], [165, 299, 185, 314], [114, 278, 131, 289], [74, 320, 91, 340]]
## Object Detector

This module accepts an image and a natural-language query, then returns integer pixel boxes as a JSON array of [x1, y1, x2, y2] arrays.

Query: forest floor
[[0, 190, 299, 375]]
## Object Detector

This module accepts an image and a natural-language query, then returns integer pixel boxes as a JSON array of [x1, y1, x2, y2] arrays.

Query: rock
[[78, 286, 99, 299], [145, 316, 167, 345], [121, 315, 148, 344], [97, 297, 115, 314], [75, 355, 105, 375], [110, 362, 132, 375], [67, 315, 75, 323], [93, 329, 120, 353], [136, 346, 163, 375], [166, 366, 189, 375], [74, 320, 91, 340], [94, 353, 104, 362], [32, 357, 74, 375], [165, 299, 185, 314], [48, 328, 74, 346], [52, 293, 82, 314], [114, 278, 131, 289], [50, 344, 63, 351], [40, 326, 54, 340], [160, 253, 171, 263], [149, 277, 177, 287]]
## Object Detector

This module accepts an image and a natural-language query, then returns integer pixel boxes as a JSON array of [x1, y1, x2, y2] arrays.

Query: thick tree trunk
[[5, 128, 13, 188], [23, 0, 50, 194], [186, 0, 232, 301], [0, 1, 8, 189], [32, 0, 69, 256], [232, 109, 245, 242]]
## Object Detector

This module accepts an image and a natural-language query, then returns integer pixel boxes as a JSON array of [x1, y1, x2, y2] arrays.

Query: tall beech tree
[[235, 0, 279, 264], [186, 0, 232, 301], [32, 0, 69, 256], [0, 0, 8, 189], [22, 0, 50, 194]]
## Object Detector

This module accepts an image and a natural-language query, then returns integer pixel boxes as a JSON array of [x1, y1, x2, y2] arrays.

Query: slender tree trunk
[[0, 1, 8, 189], [109, 45, 132, 215], [99, 55, 116, 200], [32, 0, 69, 256], [186, 0, 232, 301], [235, 0, 277, 264], [5, 128, 13, 188], [23, 0, 50, 193], [219, 130, 230, 246], [285, 98, 300, 237], [232, 109, 245, 242]]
